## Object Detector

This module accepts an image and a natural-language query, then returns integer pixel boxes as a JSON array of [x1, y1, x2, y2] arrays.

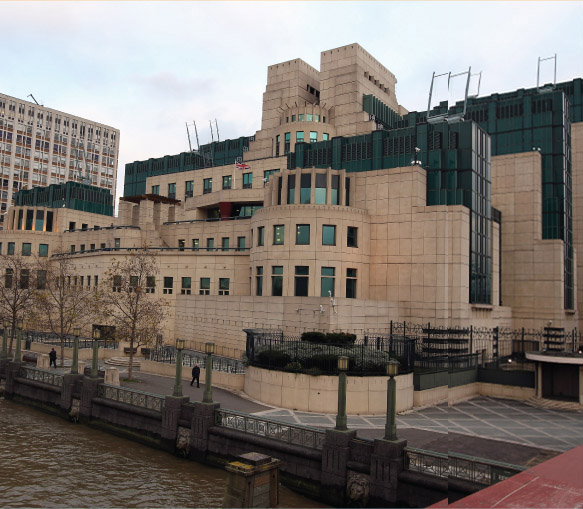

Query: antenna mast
[[215, 119, 220, 143], [209, 120, 214, 142], [193, 120, 200, 150], [185, 122, 193, 152], [27, 94, 40, 105]]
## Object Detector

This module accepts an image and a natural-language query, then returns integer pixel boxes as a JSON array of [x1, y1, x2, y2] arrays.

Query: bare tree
[[0, 253, 37, 355], [30, 253, 97, 367], [96, 249, 168, 380]]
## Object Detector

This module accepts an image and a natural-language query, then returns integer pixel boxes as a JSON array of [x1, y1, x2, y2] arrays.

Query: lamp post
[[91, 328, 100, 377], [1, 318, 9, 360], [384, 359, 400, 441], [335, 356, 349, 431], [173, 338, 185, 397], [71, 327, 80, 374], [203, 342, 215, 403], [15, 319, 23, 362]]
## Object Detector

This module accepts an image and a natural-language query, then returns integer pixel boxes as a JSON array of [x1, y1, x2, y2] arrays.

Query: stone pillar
[[190, 401, 220, 456], [321, 429, 357, 506], [3, 361, 22, 398], [37, 354, 50, 370], [60, 373, 83, 411], [536, 363, 542, 398], [223, 452, 281, 508], [369, 438, 407, 505], [161, 395, 189, 450], [79, 376, 101, 421], [104, 367, 120, 386], [579, 366, 583, 406]]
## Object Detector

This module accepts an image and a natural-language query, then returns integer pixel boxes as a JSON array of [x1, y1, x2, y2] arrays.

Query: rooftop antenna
[[209, 120, 214, 143], [537, 54, 557, 93], [427, 67, 472, 124], [27, 94, 40, 105], [192, 120, 200, 151], [467, 71, 482, 99], [185, 122, 193, 152], [215, 119, 220, 143]]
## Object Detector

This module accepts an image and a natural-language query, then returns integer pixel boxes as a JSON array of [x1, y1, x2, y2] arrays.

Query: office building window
[[206, 238, 214, 251], [257, 226, 264, 246], [345, 177, 350, 207], [310, 131, 318, 143], [222, 175, 232, 190], [26, 210, 33, 230], [199, 277, 210, 295], [296, 224, 310, 245], [181, 277, 191, 295], [294, 266, 309, 297], [35, 210, 44, 231], [152, 185, 160, 195], [114, 238, 120, 249], [296, 131, 304, 144], [163, 277, 173, 294], [168, 183, 176, 200], [237, 236, 246, 251], [321, 267, 335, 297], [185, 180, 194, 198], [5, 268, 13, 289], [284, 132, 290, 154], [39, 244, 49, 257], [146, 276, 155, 293], [273, 225, 284, 245], [346, 268, 357, 298], [80, 245, 85, 252], [272, 266, 283, 296], [192, 238, 199, 251], [219, 278, 230, 295], [112, 275, 122, 292], [203, 178, 212, 194], [37, 270, 47, 290], [315, 173, 326, 204], [178, 239, 185, 251], [331, 175, 339, 205], [256, 266, 263, 296], [287, 174, 296, 204], [71, 245, 75, 254], [243, 172, 253, 189], [322, 225, 336, 246], [22, 243, 31, 256], [347, 226, 358, 247], [264, 169, 280, 183], [275, 135, 280, 157], [300, 173, 311, 204], [222, 237, 230, 251], [323, 133, 329, 141], [7, 242, 14, 255]]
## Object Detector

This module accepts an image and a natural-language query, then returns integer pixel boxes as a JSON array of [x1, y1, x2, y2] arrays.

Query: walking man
[[49, 348, 57, 368], [190, 363, 200, 387]]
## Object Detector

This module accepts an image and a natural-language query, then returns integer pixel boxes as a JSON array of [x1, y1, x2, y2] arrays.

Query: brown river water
[[0, 398, 327, 508]]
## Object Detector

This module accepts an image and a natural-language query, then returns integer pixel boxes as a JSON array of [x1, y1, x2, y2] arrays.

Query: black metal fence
[[22, 330, 119, 350], [148, 345, 245, 374]]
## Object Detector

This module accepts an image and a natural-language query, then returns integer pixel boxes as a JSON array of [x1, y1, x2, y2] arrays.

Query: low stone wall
[[244, 366, 414, 415], [413, 386, 448, 408], [140, 360, 245, 391]]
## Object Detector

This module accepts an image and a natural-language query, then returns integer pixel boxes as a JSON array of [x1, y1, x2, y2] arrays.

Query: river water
[[0, 398, 325, 508]]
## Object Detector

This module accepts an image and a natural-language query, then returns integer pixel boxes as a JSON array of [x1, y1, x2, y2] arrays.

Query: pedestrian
[[49, 348, 57, 368], [190, 363, 200, 387]]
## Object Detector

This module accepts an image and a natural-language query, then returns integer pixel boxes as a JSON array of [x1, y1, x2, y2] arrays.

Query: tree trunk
[[128, 338, 134, 380], [60, 336, 65, 368]]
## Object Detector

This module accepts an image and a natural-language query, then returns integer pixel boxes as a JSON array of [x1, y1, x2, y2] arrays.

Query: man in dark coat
[[49, 348, 57, 368], [190, 363, 200, 387]]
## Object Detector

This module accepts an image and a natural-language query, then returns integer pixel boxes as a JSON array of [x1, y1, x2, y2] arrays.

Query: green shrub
[[325, 332, 357, 345], [283, 361, 302, 371], [301, 331, 327, 343], [257, 349, 292, 368]]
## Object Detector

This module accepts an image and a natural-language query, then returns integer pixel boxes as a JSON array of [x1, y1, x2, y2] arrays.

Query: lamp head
[[386, 359, 399, 377], [337, 356, 349, 371], [73, 327, 81, 337], [3, 318, 10, 328], [176, 338, 185, 351], [17, 319, 24, 330], [205, 342, 215, 355], [93, 328, 101, 340]]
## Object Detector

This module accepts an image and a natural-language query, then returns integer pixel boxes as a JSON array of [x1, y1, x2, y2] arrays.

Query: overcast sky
[[2, 1, 582, 204]]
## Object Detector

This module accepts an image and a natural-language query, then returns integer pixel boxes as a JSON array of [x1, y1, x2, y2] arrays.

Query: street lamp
[[335, 356, 349, 431], [15, 319, 24, 362], [91, 328, 101, 377], [384, 359, 399, 441], [203, 342, 215, 403], [173, 338, 185, 397], [71, 327, 81, 374], [1, 318, 9, 360]]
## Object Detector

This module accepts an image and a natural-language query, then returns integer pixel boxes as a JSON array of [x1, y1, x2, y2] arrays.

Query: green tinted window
[[296, 224, 310, 245], [322, 225, 336, 246]]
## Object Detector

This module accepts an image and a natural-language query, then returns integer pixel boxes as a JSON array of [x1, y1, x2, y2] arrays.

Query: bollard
[[37, 354, 50, 370], [223, 452, 281, 508], [104, 367, 120, 386]]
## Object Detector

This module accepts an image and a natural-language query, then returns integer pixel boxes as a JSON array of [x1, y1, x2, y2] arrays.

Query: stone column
[[3, 361, 22, 398], [579, 366, 583, 406], [369, 438, 407, 505], [321, 428, 357, 506], [79, 376, 100, 422], [60, 373, 83, 411], [161, 395, 189, 451], [536, 362, 542, 398], [190, 401, 220, 456]]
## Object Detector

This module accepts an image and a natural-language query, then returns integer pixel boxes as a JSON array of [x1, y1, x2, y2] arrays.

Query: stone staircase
[[525, 396, 583, 412], [104, 356, 142, 370]]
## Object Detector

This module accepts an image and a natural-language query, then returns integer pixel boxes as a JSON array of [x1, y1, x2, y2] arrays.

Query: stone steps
[[104, 356, 142, 369], [525, 396, 583, 412]]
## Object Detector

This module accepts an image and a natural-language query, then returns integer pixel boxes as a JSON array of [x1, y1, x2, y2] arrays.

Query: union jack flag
[[235, 161, 251, 170]]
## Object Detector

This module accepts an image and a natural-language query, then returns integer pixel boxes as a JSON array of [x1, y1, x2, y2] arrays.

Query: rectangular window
[[7, 242, 14, 255], [222, 175, 232, 190], [323, 133, 329, 141], [100, 243, 106, 249], [37, 270, 47, 290], [284, 132, 290, 154], [221, 237, 229, 251], [206, 238, 214, 251], [347, 226, 358, 248], [291, 115, 296, 122], [296, 131, 304, 144], [22, 243, 31, 256], [346, 268, 357, 299], [46, 211, 53, 232], [25, 210, 34, 230], [298, 114, 304, 122], [18, 211, 23, 230], [321, 267, 335, 297], [90, 244, 95, 251], [35, 210, 44, 231], [287, 174, 295, 204], [345, 177, 350, 207], [300, 173, 311, 204], [237, 236, 246, 251], [192, 238, 199, 251], [181, 277, 191, 295], [39, 244, 49, 257], [271, 266, 283, 296], [5, 268, 13, 289], [331, 175, 339, 205], [203, 178, 212, 194], [256, 266, 263, 296], [146, 276, 155, 293], [264, 169, 280, 183], [168, 183, 176, 200], [163, 276, 173, 294], [114, 238, 120, 249], [152, 185, 160, 195], [219, 278, 230, 295], [322, 225, 336, 246], [20, 269, 30, 289], [178, 239, 185, 251], [112, 275, 122, 292], [294, 266, 309, 297], [257, 226, 264, 246], [95, 275, 99, 288], [315, 114, 320, 122], [296, 224, 310, 245], [306, 113, 313, 122], [275, 135, 280, 157], [315, 173, 326, 204], [185, 180, 194, 198], [199, 277, 210, 295], [243, 172, 253, 189], [273, 225, 284, 245], [310, 131, 318, 143]]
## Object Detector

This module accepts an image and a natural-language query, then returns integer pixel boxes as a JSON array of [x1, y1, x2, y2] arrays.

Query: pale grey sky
[[2, 1, 582, 202]]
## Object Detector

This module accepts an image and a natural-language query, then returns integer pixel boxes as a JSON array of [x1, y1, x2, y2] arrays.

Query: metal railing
[[404, 447, 525, 486], [147, 346, 246, 374], [97, 383, 166, 412], [215, 408, 326, 450], [18, 366, 64, 387], [24, 331, 118, 350]]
